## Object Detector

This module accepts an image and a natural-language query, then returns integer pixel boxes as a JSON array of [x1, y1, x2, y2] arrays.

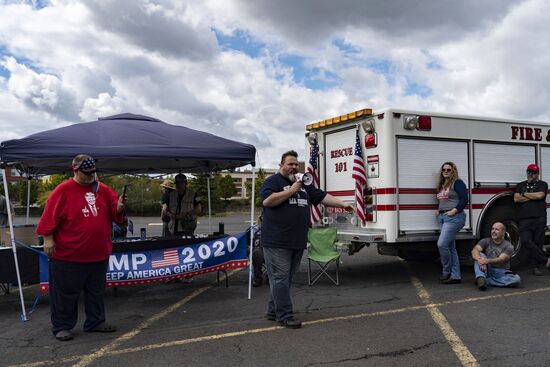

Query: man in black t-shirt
[[260, 150, 354, 329], [514, 163, 550, 275]]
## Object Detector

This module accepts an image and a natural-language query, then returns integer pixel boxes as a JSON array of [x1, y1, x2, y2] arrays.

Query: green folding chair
[[307, 227, 340, 286]]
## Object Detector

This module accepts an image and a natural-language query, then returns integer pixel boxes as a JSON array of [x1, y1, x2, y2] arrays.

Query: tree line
[[0, 169, 267, 216]]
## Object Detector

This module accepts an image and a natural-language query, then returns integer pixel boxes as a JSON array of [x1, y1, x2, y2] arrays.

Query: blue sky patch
[[404, 80, 433, 98], [333, 38, 361, 55], [0, 46, 44, 76], [277, 53, 341, 90], [214, 29, 265, 58], [25, 0, 49, 10]]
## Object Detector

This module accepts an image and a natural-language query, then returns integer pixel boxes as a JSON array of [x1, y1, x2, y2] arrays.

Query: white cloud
[[0, 0, 549, 169], [2, 56, 79, 120]]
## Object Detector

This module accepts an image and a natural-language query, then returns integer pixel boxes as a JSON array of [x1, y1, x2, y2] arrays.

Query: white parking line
[[403, 262, 479, 367]]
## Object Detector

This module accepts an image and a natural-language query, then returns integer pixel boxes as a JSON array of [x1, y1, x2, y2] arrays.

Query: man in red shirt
[[36, 154, 126, 341]]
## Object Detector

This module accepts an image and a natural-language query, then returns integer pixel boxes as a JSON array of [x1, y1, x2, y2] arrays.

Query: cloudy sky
[[0, 0, 548, 168]]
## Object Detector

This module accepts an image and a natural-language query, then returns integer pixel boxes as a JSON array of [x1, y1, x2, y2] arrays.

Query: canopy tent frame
[[0, 113, 257, 320]]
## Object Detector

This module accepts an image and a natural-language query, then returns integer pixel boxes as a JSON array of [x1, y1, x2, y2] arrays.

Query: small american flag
[[352, 130, 367, 225], [307, 142, 323, 224], [151, 249, 180, 268]]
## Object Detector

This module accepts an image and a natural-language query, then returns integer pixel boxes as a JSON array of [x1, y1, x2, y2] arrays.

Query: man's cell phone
[[123, 184, 131, 198]]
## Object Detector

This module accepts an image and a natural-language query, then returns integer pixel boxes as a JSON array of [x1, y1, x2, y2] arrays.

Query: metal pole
[[25, 177, 30, 225], [2, 168, 28, 320], [248, 166, 256, 300], [207, 175, 212, 233]]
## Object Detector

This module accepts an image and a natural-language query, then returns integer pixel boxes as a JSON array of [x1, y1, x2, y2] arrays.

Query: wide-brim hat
[[160, 179, 176, 190]]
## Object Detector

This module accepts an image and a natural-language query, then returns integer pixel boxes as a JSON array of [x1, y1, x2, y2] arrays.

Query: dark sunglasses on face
[[527, 170, 538, 175], [441, 168, 452, 172], [80, 169, 96, 176]]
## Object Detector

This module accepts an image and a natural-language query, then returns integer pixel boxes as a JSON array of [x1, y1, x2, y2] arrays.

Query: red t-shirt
[[36, 179, 123, 262]]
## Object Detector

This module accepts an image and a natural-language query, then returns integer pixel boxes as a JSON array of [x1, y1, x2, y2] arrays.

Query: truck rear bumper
[[337, 230, 386, 244]]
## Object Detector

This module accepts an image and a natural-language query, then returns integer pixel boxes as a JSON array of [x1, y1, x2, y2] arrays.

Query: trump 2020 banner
[[39, 232, 249, 291]]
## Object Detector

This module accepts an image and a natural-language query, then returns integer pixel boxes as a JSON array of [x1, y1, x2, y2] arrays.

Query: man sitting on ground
[[471, 222, 521, 291]]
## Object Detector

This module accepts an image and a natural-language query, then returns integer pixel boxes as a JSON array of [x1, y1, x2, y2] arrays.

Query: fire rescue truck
[[305, 108, 550, 268]]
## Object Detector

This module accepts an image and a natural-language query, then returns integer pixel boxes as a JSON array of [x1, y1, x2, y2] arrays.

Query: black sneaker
[[439, 274, 450, 282], [441, 278, 461, 284], [55, 330, 73, 341], [265, 313, 276, 321], [477, 276, 487, 291], [533, 267, 544, 276], [279, 317, 301, 329]]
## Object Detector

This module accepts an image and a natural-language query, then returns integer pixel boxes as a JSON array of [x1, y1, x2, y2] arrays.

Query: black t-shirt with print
[[260, 173, 326, 249]]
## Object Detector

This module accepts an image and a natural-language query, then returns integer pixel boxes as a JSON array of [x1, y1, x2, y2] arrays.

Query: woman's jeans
[[437, 211, 466, 279]]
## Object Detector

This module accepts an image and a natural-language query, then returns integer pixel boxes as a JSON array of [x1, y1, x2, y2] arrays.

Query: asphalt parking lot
[[2, 216, 550, 367]]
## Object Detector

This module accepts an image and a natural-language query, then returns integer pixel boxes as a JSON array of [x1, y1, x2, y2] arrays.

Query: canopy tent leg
[[248, 166, 256, 300], [26, 176, 31, 225], [2, 168, 28, 321], [207, 175, 212, 234]]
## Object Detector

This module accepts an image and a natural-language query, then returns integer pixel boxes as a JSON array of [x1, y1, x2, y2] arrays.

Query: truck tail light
[[417, 115, 432, 130], [364, 133, 377, 148], [403, 114, 432, 131]]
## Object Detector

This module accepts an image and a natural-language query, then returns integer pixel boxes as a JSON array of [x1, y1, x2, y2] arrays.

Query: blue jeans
[[263, 247, 303, 321], [474, 254, 521, 287], [437, 211, 465, 280]]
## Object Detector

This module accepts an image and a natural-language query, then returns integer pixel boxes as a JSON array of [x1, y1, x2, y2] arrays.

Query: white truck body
[[306, 108, 550, 264]]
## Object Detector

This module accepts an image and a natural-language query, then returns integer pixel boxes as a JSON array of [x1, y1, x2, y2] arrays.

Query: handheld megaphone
[[294, 172, 314, 186]]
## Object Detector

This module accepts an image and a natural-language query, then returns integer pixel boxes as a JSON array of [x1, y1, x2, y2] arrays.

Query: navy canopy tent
[[0, 113, 258, 320], [0, 113, 256, 174]]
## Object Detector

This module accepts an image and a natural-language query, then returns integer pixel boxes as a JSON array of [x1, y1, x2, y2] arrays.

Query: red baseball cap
[[527, 163, 540, 173]]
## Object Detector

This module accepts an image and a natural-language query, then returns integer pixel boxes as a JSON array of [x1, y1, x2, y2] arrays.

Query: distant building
[[225, 161, 305, 200], [1, 168, 25, 183], [226, 169, 276, 200]]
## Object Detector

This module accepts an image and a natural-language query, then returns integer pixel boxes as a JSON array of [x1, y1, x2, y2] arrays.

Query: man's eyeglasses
[[441, 168, 452, 172], [527, 170, 538, 175]]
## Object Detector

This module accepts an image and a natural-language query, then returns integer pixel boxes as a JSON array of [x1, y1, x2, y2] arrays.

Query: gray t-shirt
[[478, 238, 514, 269]]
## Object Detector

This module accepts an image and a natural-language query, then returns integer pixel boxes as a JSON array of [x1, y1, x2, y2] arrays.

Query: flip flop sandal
[[55, 330, 74, 341], [89, 322, 117, 333]]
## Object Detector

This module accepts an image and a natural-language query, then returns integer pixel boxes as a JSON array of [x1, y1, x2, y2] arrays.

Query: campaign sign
[[40, 232, 249, 292]]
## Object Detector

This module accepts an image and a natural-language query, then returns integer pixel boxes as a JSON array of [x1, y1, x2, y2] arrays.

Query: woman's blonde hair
[[437, 161, 459, 190]]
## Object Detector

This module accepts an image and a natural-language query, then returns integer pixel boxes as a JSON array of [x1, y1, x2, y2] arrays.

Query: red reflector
[[364, 133, 377, 148], [417, 115, 431, 130]]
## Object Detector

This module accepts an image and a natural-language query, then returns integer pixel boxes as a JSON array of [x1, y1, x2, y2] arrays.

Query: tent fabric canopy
[[0, 113, 256, 174]]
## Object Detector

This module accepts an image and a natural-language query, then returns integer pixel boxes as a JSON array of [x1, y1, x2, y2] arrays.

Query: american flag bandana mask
[[72, 158, 96, 172]]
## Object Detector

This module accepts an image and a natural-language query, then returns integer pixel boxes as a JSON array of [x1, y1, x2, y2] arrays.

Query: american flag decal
[[151, 249, 180, 268], [307, 142, 323, 224], [352, 130, 367, 225]]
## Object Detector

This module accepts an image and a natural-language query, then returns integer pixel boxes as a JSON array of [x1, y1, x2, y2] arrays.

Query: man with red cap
[[36, 154, 126, 341], [514, 163, 550, 275]]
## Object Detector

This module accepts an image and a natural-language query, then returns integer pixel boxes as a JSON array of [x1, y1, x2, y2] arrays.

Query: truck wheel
[[481, 204, 529, 269]]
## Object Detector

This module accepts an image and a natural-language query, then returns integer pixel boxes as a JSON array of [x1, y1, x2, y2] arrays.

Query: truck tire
[[480, 203, 529, 269]]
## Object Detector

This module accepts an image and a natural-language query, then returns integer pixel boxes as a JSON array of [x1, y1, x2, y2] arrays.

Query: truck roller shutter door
[[473, 143, 535, 184], [397, 138, 470, 231]]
